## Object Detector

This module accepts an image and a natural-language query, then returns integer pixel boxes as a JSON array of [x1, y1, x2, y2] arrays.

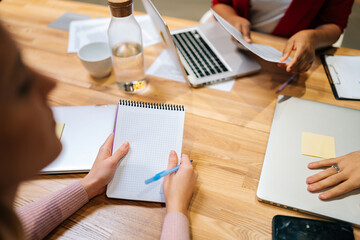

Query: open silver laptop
[[257, 95, 360, 227], [142, 0, 261, 87]]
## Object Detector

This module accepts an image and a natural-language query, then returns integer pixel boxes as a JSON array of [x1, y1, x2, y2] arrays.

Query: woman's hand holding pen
[[80, 133, 129, 199], [307, 151, 360, 200], [163, 151, 198, 216], [79, 134, 199, 216]]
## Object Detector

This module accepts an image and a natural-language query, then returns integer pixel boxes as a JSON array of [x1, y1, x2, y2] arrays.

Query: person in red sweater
[[212, 0, 354, 73], [0, 21, 197, 240]]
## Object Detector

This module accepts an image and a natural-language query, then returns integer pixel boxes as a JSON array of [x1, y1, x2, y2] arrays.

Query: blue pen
[[145, 160, 193, 184], [277, 73, 299, 92]]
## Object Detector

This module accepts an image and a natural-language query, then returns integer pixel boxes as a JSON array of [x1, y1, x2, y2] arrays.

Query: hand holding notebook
[[80, 133, 130, 199], [79, 130, 197, 214], [60, 99, 197, 212]]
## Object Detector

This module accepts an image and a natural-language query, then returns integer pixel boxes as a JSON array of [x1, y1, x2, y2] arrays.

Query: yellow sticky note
[[55, 122, 65, 140], [302, 132, 336, 159]]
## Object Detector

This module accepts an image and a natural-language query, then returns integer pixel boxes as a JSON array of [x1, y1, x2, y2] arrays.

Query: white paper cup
[[78, 42, 112, 78]]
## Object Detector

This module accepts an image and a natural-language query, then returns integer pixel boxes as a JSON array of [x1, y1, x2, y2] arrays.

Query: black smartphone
[[272, 215, 354, 240]]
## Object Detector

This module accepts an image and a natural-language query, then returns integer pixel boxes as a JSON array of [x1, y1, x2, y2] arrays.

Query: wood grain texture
[[1, 0, 360, 239]]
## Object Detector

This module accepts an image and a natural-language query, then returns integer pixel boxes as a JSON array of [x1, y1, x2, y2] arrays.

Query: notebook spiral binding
[[119, 99, 185, 111]]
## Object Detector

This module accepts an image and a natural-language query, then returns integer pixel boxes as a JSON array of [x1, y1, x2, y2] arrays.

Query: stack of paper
[[68, 15, 162, 53]]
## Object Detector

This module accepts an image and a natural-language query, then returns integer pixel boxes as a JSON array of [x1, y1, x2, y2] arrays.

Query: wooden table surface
[[1, 0, 360, 239]]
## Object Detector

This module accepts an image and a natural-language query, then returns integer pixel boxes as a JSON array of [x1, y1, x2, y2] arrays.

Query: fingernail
[[308, 163, 313, 167], [122, 141, 129, 147], [307, 177, 312, 182], [319, 193, 327, 199], [308, 184, 315, 191], [170, 150, 175, 156]]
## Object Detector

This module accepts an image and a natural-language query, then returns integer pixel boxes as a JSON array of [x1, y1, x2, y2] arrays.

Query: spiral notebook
[[106, 100, 185, 203]]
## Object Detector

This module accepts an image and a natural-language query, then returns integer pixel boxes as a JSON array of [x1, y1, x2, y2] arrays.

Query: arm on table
[[16, 133, 129, 240], [16, 181, 89, 240]]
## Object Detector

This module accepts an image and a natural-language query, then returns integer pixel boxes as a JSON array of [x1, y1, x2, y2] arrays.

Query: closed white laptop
[[142, 0, 261, 87], [42, 105, 117, 174], [257, 95, 360, 227]]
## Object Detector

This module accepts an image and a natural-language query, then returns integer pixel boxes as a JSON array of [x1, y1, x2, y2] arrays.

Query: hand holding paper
[[228, 16, 252, 43], [211, 9, 291, 64], [278, 30, 316, 73]]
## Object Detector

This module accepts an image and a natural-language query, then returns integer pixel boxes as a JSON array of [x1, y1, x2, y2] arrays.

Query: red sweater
[[212, 0, 354, 37]]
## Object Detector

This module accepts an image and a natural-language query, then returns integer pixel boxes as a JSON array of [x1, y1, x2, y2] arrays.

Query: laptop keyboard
[[172, 30, 228, 78]]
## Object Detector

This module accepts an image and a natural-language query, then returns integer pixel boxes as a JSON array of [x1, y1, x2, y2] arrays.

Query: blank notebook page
[[106, 100, 185, 203]]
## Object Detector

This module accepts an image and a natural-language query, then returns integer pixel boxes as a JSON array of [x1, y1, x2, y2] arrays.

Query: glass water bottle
[[108, 0, 147, 92]]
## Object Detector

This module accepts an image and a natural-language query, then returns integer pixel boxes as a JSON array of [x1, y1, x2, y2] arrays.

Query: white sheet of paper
[[211, 10, 291, 63], [325, 55, 360, 100], [206, 80, 235, 92], [68, 15, 162, 53], [146, 50, 236, 92], [146, 49, 186, 83]]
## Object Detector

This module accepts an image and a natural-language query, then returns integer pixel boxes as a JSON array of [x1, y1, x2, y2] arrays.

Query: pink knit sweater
[[16, 181, 189, 240]]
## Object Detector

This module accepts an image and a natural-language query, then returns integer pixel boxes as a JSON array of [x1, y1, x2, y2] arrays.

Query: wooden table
[[1, 0, 360, 239]]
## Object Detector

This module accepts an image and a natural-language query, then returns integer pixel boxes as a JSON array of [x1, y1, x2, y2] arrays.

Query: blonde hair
[[0, 201, 24, 240]]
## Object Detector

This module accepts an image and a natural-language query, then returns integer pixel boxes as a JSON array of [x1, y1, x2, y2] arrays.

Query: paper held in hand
[[211, 9, 291, 64]]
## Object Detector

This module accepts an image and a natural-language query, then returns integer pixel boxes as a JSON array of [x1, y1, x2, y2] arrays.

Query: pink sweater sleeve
[[16, 181, 89, 240], [160, 212, 190, 240]]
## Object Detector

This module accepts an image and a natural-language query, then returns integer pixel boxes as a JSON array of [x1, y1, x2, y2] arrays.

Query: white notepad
[[106, 100, 185, 203]]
